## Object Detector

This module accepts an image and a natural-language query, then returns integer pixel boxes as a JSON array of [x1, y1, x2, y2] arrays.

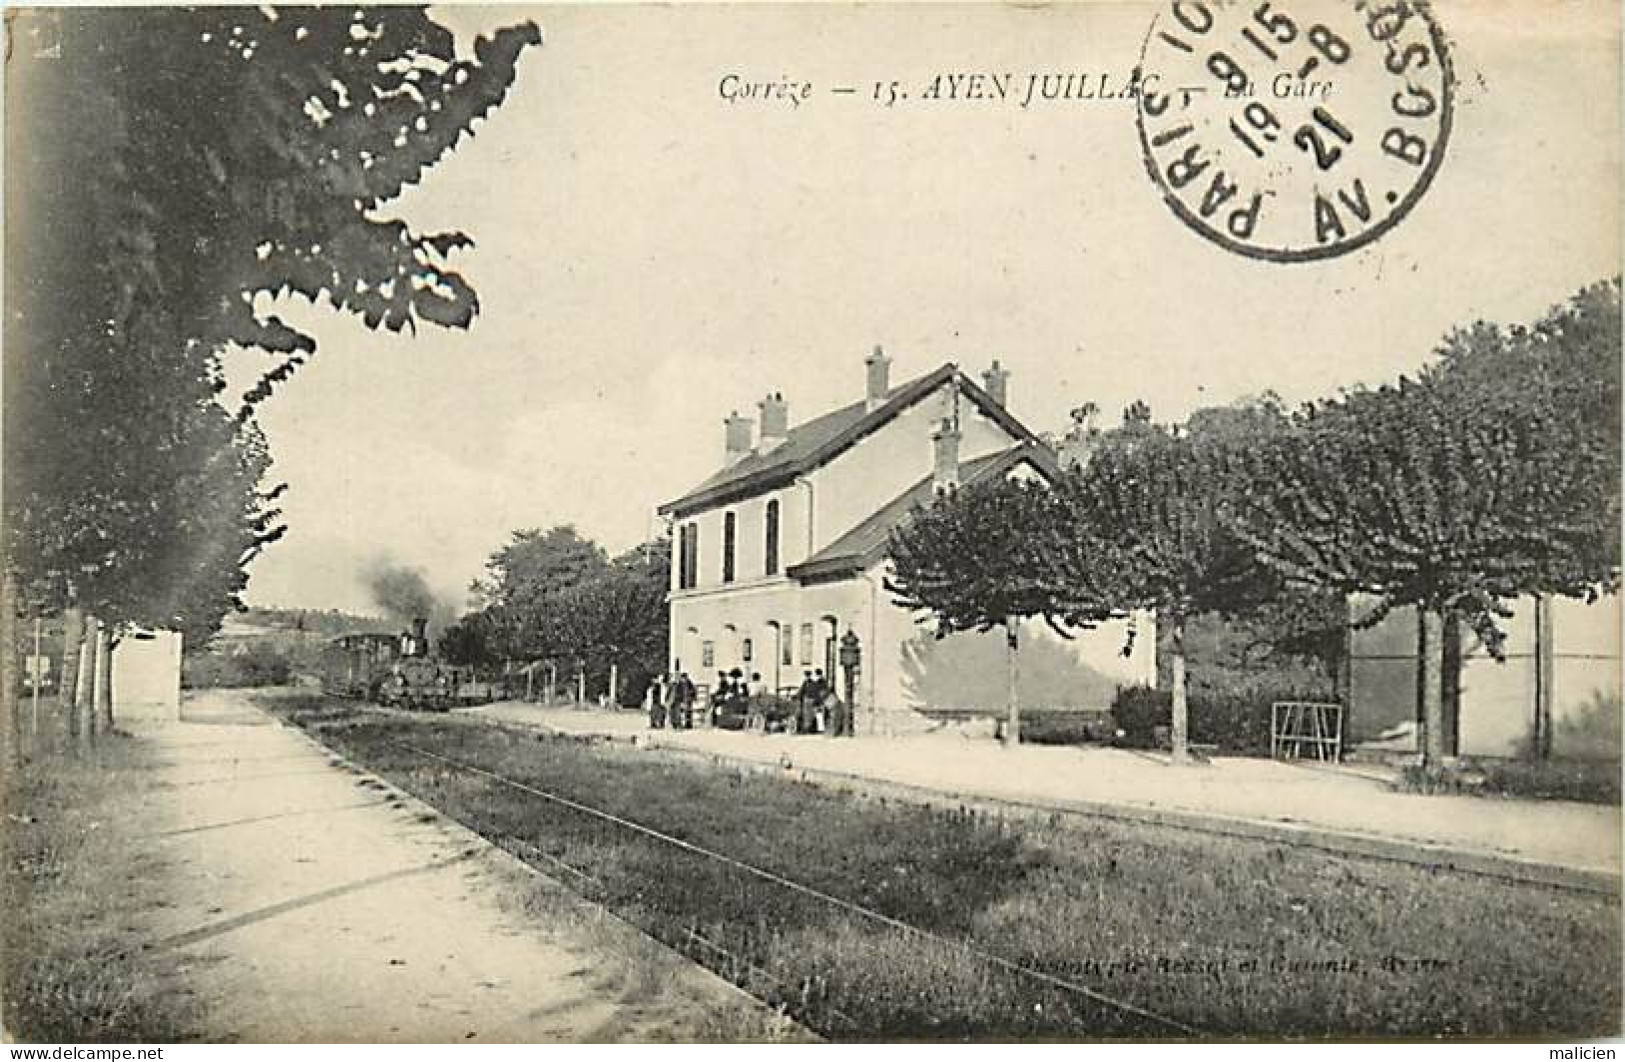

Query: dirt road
[[121, 689, 799, 1042]]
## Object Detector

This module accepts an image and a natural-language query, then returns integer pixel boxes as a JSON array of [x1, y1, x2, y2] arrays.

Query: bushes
[[1110, 686, 1171, 748], [1016, 711, 1116, 746], [1110, 681, 1327, 755], [1188, 690, 1274, 755], [181, 641, 293, 688]]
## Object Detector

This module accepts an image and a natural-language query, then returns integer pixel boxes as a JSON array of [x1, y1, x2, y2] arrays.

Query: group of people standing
[[793, 668, 851, 736], [647, 665, 853, 736], [648, 670, 697, 729]]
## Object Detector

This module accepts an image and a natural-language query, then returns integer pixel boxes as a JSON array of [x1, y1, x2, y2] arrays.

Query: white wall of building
[[805, 383, 1014, 556], [669, 377, 1023, 598], [663, 369, 1153, 731], [112, 629, 183, 722], [1349, 593, 1620, 759]]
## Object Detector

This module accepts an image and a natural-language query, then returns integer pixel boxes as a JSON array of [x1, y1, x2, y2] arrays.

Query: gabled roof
[[657, 363, 1040, 518], [785, 441, 1060, 584]]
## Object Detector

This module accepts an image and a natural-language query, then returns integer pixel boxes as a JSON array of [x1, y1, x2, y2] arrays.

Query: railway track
[[385, 738, 1203, 1039]]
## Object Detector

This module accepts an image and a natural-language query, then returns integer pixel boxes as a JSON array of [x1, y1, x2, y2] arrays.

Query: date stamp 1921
[[1135, 0, 1454, 263]]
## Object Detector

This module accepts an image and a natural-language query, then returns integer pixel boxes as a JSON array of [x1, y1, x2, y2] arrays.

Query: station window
[[701, 641, 714, 668], [722, 512, 736, 583], [675, 523, 699, 590], [765, 499, 780, 575]]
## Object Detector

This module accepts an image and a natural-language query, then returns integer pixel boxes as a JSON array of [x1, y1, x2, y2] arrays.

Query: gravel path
[[122, 690, 801, 1043]]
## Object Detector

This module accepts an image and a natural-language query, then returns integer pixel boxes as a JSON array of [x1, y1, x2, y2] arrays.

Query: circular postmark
[[1135, 0, 1454, 262]]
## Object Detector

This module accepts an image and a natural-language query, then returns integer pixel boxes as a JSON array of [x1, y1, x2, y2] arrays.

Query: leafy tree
[[3, 7, 537, 744], [468, 526, 610, 660], [438, 610, 499, 668], [1056, 426, 1282, 763], [888, 476, 1108, 745], [560, 542, 672, 705], [1230, 284, 1621, 766], [474, 527, 611, 611]]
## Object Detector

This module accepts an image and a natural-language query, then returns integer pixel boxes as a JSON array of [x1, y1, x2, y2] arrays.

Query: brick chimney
[[758, 392, 789, 450], [982, 359, 1010, 408], [724, 411, 754, 466], [865, 345, 891, 411], [932, 416, 961, 496]]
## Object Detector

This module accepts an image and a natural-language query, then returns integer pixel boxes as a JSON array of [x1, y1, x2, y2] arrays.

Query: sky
[[232, 1, 1622, 616]]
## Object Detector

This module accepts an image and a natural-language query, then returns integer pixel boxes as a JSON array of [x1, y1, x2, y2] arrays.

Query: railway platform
[[464, 700, 1622, 892]]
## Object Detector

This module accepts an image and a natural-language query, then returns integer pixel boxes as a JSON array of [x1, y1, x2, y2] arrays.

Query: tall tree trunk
[[1439, 611, 1462, 759], [76, 615, 98, 742], [1337, 611, 1353, 750], [1417, 608, 1445, 769], [1534, 594, 1554, 761], [1001, 617, 1021, 748], [87, 621, 103, 738], [1170, 612, 1190, 765], [95, 628, 115, 733], [1, 568, 20, 766], [59, 605, 84, 743]]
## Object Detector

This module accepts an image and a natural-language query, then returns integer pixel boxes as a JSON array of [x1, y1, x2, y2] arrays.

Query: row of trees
[[889, 279, 1621, 764], [439, 527, 670, 706], [3, 8, 538, 755]]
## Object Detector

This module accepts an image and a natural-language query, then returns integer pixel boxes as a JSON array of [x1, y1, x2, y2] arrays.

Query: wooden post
[[608, 661, 619, 708], [576, 667, 585, 706], [547, 662, 557, 705], [1170, 612, 1189, 765], [524, 664, 534, 703]]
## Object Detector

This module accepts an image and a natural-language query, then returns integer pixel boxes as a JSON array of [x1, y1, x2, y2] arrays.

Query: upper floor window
[[764, 499, 780, 576], [678, 524, 698, 589], [722, 511, 737, 583]]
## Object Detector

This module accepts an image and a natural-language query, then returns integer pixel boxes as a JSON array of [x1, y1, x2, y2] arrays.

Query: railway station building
[[657, 348, 1153, 734]]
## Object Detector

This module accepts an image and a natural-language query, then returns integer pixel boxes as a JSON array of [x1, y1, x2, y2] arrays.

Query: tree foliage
[[1230, 282, 1621, 655], [1056, 425, 1282, 625], [4, 7, 538, 649], [444, 530, 670, 704], [887, 476, 1106, 638]]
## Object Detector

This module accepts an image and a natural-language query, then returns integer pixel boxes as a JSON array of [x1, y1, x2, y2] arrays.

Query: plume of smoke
[[361, 556, 456, 636]]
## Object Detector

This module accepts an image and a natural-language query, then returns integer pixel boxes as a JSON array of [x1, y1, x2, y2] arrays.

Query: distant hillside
[[186, 608, 397, 688]]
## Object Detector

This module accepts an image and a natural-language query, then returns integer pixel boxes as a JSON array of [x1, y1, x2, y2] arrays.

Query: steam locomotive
[[318, 618, 500, 710]]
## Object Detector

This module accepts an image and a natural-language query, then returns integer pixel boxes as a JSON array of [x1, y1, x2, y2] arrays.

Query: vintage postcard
[[2, 0, 1620, 1049]]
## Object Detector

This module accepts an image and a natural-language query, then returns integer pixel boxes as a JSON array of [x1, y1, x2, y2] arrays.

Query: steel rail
[[394, 739, 1202, 1037]]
